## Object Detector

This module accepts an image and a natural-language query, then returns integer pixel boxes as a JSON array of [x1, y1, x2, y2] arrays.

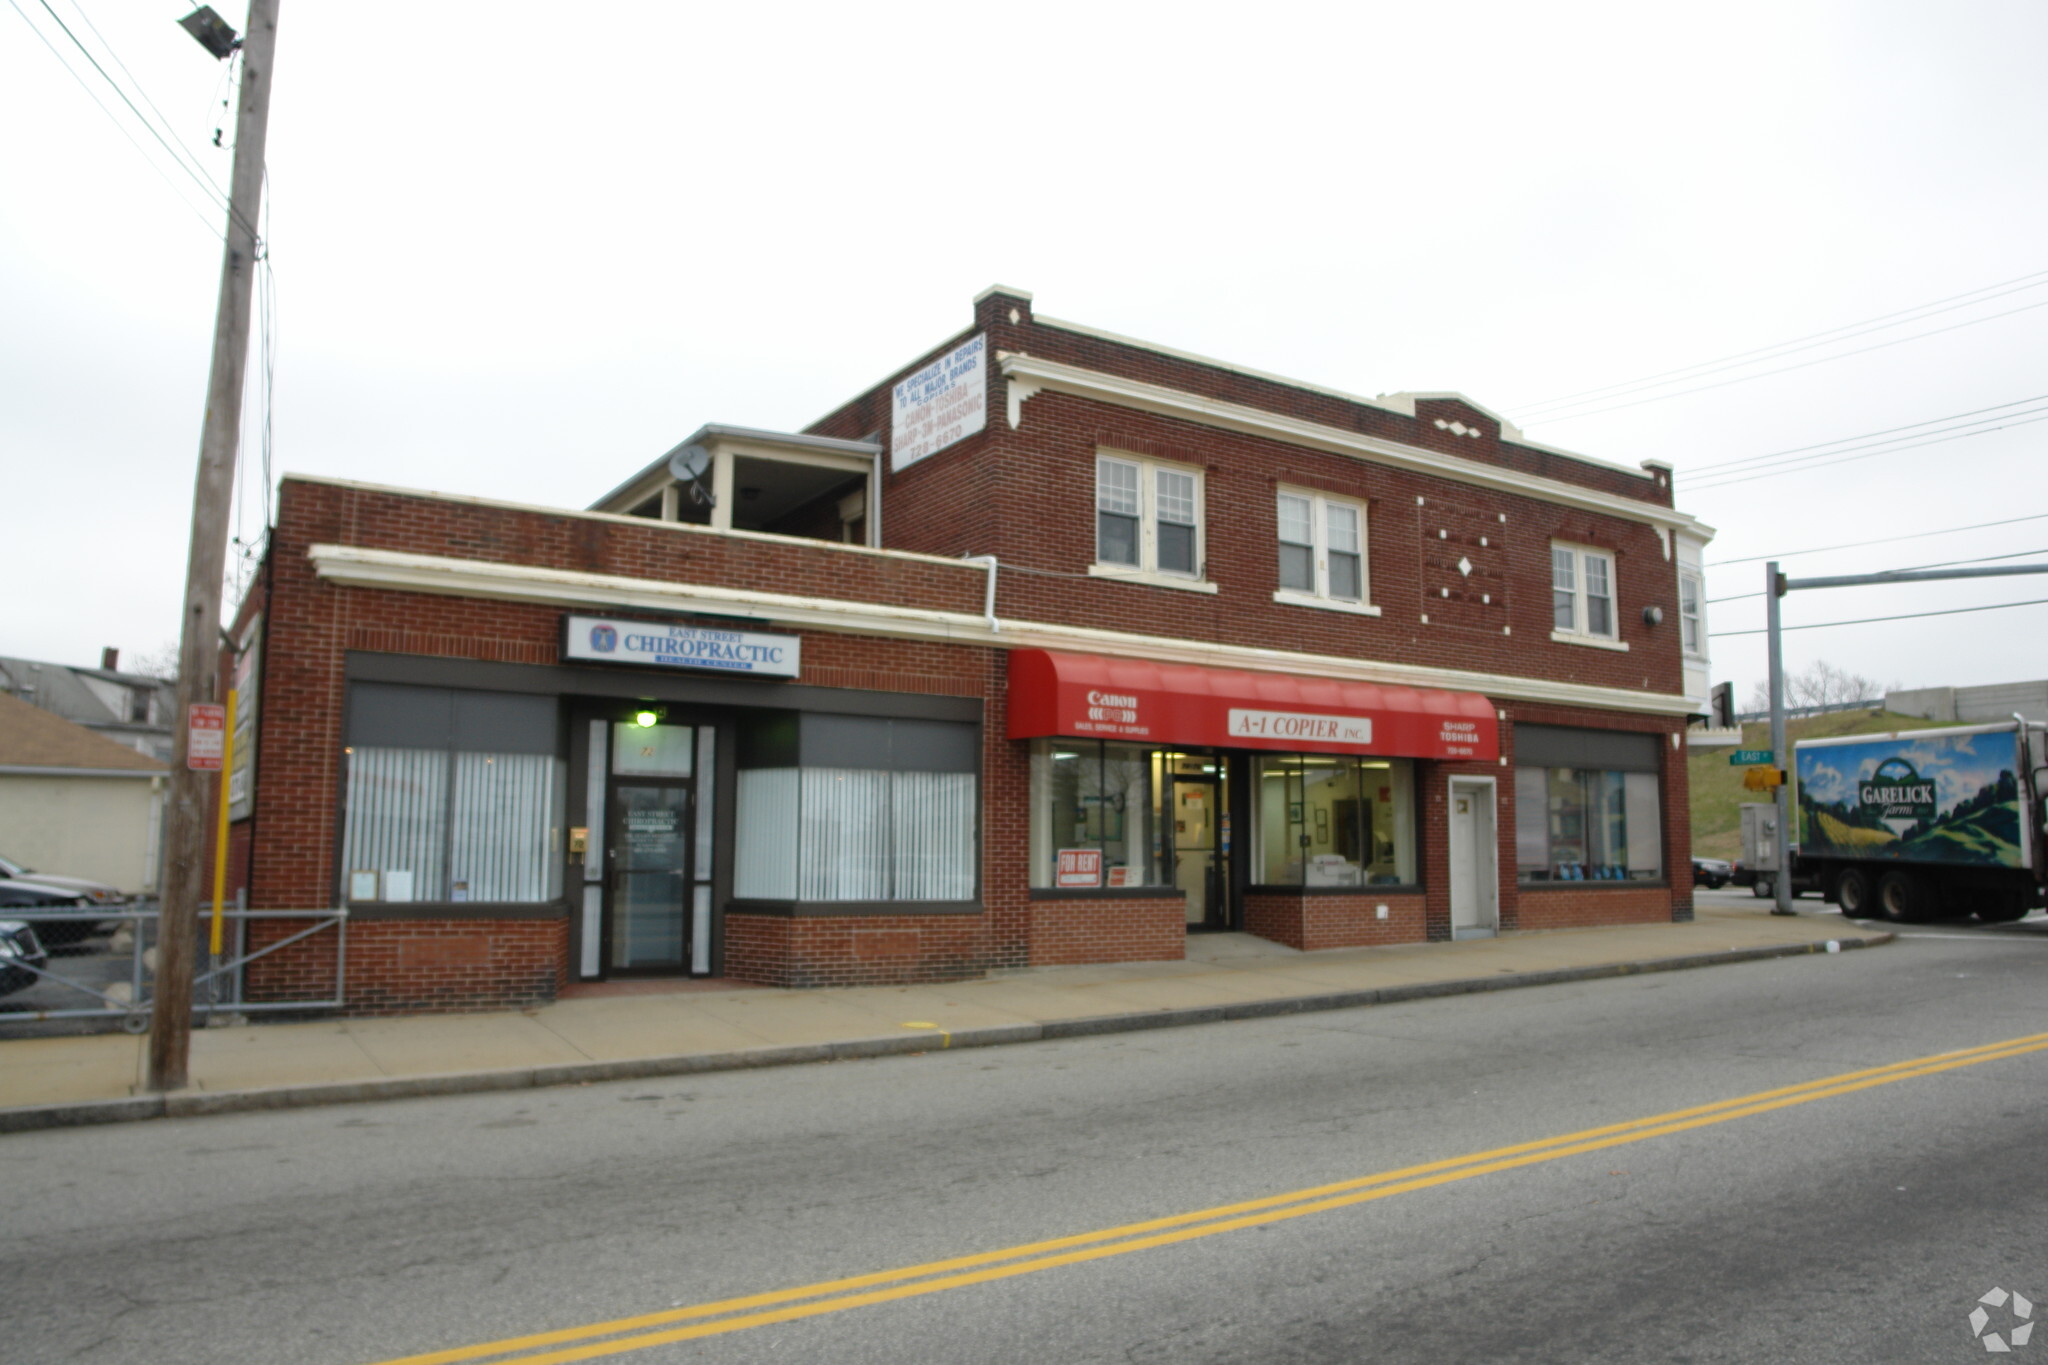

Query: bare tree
[[127, 640, 181, 682], [1745, 660, 1893, 714]]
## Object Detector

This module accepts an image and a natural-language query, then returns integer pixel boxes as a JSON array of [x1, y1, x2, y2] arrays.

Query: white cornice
[[309, 544, 1698, 717], [997, 353, 1717, 542]]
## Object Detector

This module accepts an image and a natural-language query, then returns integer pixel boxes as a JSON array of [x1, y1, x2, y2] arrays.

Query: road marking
[[367, 1031, 2048, 1365]]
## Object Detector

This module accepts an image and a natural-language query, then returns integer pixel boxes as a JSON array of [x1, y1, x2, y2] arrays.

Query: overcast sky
[[5, 1, 2045, 706]]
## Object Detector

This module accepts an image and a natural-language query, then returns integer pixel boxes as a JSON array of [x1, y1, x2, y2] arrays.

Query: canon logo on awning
[[1086, 690, 1139, 723]]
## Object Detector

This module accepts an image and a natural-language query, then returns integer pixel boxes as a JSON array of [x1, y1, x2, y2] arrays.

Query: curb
[[0, 932, 1893, 1133]]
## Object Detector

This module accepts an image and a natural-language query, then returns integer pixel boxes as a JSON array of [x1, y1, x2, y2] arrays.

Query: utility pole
[[150, 0, 282, 1092], [1765, 563, 1792, 915]]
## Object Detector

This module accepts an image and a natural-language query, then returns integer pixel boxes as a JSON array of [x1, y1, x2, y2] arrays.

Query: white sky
[[5, 1, 2045, 707]]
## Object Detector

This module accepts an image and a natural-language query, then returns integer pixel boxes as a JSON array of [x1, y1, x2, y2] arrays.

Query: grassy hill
[[1688, 710, 1975, 861]]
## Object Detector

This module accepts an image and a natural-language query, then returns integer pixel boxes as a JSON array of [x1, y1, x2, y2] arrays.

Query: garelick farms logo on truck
[[1857, 757, 1937, 827]]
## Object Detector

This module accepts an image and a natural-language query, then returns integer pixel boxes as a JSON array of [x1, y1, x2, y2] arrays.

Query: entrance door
[[1449, 778, 1498, 939], [601, 719, 711, 975], [609, 783, 693, 970], [1168, 770, 1229, 929]]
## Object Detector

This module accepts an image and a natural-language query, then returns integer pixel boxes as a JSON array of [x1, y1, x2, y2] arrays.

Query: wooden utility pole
[[150, 0, 282, 1091]]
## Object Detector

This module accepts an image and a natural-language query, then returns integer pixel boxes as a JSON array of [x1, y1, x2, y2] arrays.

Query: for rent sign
[[562, 615, 801, 678]]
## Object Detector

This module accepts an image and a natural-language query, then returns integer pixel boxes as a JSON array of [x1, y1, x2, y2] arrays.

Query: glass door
[[603, 720, 711, 974], [1161, 753, 1231, 929]]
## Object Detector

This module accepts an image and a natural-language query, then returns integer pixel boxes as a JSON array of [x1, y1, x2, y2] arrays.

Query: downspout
[[964, 555, 999, 634]]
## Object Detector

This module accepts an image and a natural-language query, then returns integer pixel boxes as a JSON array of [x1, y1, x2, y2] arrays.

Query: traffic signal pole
[[149, 0, 281, 1092], [1761, 557, 2048, 925]]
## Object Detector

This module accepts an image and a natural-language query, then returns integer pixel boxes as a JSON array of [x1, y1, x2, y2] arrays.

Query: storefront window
[[1253, 755, 1415, 887], [1028, 740, 1158, 888], [340, 685, 566, 903], [734, 715, 978, 902], [1514, 767, 1662, 882]]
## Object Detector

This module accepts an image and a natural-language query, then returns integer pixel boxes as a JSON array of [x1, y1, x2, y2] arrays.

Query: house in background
[[0, 649, 177, 762], [0, 691, 166, 893]]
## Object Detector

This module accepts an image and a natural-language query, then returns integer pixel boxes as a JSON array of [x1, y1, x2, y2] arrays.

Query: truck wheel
[[1751, 877, 1773, 899], [1977, 890, 2031, 924], [1878, 870, 1934, 923], [1836, 868, 1876, 920]]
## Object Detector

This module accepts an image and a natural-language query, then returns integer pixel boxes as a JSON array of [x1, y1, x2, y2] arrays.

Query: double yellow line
[[371, 1030, 2048, 1365]]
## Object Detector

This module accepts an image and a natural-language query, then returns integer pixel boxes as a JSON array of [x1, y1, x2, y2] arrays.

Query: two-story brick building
[[226, 286, 1713, 1011]]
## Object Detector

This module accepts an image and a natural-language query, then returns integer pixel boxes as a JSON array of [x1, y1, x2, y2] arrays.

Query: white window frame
[[1090, 452, 1215, 592], [1550, 542, 1627, 650], [1272, 487, 1380, 616], [1679, 570, 1705, 657]]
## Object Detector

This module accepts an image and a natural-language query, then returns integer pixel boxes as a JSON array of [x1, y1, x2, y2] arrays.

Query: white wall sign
[[1226, 708, 1373, 745], [891, 333, 987, 471], [564, 615, 800, 678]]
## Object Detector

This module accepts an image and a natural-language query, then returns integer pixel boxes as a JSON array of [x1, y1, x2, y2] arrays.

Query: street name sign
[[1729, 749, 1774, 765]]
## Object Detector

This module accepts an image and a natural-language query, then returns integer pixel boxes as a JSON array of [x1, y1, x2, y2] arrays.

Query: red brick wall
[[1514, 887, 1675, 931], [723, 913, 996, 988], [1243, 891, 1428, 952], [242, 918, 566, 1014], [1027, 896, 1185, 966]]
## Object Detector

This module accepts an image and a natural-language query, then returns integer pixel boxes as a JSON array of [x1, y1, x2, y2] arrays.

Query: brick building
[[228, 286, 1714, 1011]]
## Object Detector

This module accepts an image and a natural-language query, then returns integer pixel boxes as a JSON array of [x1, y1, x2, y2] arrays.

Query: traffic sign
[[187, 703, 226, 771], [1742, 766, 1786, 791], [1728, 749, 1774, 765]]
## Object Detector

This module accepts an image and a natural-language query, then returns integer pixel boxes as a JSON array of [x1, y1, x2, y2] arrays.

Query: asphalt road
[[4, 919, 2045, 1365]]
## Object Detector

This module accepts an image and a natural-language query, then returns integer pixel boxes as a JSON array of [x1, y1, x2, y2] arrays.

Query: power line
[[1706, 547, 2048, 605], [1681, 393, 2048, 477], [1710, 596, 2048, 637], [1525, 298, 2048, 428], [1706, 512, 2048, 567], [1685, 408, 2048, 492], [1508, 266, 2048, 416], [4, 0, 222, 238], [62, 0, 227, 207]]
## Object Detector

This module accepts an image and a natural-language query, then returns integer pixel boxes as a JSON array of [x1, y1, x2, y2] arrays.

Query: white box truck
[[1787, 719, 2045, 923]]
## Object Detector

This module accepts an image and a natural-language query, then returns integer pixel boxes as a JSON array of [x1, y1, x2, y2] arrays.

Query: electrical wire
[[1706, 512, 2048, 567], [1680, 393, 2048, 478], [1709, 596, 2048, 637], [26, 0, 256, 239], [4, 0, 223, 238], [1706, 547, 2048, 605], [1508, 267, 2048, 416], [62, 0, 226, 207], [1684, 408, 2048, 492], [1524, 298, 2048, 428]]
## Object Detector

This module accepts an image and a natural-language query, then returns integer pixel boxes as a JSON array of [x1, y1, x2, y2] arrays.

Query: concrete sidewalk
[[0, 906, 1889, 1130]]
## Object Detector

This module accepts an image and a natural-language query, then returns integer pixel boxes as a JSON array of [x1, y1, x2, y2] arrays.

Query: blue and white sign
[[891, 332, 987, 471], [563, 615, 800, 678]]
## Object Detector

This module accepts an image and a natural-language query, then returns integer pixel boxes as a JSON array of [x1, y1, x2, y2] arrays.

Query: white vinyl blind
[[734, 767, 975, 901], [342, 748, 448, 899], [734, 768, 799, 899], [343, 747, 564, 902]]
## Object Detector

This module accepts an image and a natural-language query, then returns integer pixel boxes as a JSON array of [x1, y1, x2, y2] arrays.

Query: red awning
[[1006, 650, 1497, 761]]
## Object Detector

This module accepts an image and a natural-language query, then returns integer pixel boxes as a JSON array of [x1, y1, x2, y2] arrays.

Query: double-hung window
[[1679, 571, 1704, 655], [1275, 490, 1370, 609], [1096, 454, 1203, 581], [1551, 543, 1618, 643]]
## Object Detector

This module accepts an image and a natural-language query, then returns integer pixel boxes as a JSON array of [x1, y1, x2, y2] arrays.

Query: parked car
[[1691, 857, 1732, 889], [0, 853, 126, 907], [0, 879, 108, 948], [0, 918, 50, 997]]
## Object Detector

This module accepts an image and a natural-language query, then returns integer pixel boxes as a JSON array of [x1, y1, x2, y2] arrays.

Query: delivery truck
[[1785, 718, 2046, 923]]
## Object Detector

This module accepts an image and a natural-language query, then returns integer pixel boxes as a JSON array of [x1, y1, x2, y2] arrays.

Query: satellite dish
[[667, 443, 715, 509], [668, 444, 711, 483]]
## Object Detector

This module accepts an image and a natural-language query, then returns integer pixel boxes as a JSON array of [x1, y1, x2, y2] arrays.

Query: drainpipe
[[963, 555, 1000, 633]]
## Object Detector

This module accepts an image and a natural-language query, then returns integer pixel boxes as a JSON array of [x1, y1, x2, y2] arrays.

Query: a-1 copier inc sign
[[563, 615, 800, 679]]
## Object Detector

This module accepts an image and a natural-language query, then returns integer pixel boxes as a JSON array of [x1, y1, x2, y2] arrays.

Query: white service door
[[1449, 781, 1498, 939]]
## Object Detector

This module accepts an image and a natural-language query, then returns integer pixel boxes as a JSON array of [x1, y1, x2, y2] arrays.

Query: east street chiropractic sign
[[891, 333, 986, 470], [562, 615, 801, 678]]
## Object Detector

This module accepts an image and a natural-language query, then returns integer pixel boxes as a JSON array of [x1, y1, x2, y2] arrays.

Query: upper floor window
[[1552, 544, 1616, 641], [1276, 490, 1367, 605], [1096, 455, 1202, 579], [1679, 571, 1704, 655]]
